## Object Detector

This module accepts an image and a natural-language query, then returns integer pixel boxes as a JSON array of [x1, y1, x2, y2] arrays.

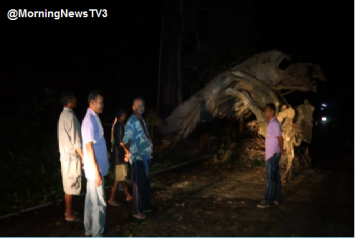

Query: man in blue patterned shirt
[[123, 97, 153, 220]]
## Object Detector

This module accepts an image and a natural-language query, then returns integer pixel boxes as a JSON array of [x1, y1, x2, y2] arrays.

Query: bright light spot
[[321, 108, 324, 110], [322, 104, 327, 107], [322, 117, 327, 121]]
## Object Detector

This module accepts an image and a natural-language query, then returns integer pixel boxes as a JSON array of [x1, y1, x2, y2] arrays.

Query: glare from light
[[322, 104, 327, 107], [321, 108, 324, 110], [322, 117, 327, 121]]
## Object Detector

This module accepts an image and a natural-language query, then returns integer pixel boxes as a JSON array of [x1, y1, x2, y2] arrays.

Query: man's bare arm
[[122, 141, 130, 151], [76, 147, 84, 169], [75, 147, 83, 160], [122, 141, 131, 162], [277, 136, 286, 155], [85, 142, 102, 186]]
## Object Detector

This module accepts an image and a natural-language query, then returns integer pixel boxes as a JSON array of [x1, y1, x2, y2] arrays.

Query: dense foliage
[[0, 87, 63, 214]]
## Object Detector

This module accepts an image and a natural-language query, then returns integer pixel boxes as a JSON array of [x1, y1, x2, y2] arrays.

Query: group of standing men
[[57, 90, 152, 237], [58, 89, 286, 236]]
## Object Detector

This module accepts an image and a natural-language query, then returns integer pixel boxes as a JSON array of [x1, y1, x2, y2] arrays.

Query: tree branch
[[182, 80, 194, 97], [225, 88, 266, 122], [281, 89, 295, 96], [271, 85, 311, 91], [186, 63, 202, 79], [228, 71, 280, 114]]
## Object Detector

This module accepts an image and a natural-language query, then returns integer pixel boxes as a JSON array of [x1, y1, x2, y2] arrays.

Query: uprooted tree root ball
[[158, 50, 325, 182]]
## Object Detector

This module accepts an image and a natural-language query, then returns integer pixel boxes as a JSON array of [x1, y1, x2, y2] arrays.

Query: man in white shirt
[[57, 90, 83, 222]]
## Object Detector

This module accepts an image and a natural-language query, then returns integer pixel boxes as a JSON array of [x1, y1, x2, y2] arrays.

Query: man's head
[[265, 103, 276, 121], [132, 97, 145, 116], [114, 107, 127, 122], [88, 90, 104, 114], [60, 90, 77, 109]]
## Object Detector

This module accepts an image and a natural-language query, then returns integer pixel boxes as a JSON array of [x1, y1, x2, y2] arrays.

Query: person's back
[[113, 122, 126, 165], [108, 108, 132, 206]]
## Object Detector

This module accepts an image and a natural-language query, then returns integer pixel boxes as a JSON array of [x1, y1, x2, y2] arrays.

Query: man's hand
[[124, 153, 130, 162], [95, 171, 102, 187], [76, 147, 83, 160], [277, 136, 286, 156], [76, 147, 85, 169], [121, 142, 130, 162], [86, 142, 101, 186]]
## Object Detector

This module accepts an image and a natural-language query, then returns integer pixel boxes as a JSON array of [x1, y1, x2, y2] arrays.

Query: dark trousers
[[265, 153, 282, 202], [132, 160, 151, 215]]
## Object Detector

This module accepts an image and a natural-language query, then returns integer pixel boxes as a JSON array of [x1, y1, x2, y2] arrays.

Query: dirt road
[[0, 142, 353, 237]]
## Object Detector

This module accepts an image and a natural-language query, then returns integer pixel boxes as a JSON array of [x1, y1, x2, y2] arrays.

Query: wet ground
[[0, 123, 353, 236]]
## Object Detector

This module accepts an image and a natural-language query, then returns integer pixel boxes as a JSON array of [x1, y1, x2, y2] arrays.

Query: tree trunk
[[177, 0, 185, 106], [157, 2, 166, 114], [157, 0, 185, 119]]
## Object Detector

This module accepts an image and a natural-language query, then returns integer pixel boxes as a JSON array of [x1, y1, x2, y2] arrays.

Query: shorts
[[61, 159, 82, 195], [115, 164, 128, 181]]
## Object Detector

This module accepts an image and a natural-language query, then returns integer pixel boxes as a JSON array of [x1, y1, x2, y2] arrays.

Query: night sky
[[257, 1, 353, 102], [2, 0, 353, 122]]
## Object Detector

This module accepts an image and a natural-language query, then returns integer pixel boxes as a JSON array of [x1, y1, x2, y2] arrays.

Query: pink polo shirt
[[265, 117, 282, 160]]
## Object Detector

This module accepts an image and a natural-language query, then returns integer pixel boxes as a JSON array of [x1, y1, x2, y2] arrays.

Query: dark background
[[1, 0, 353, 123]]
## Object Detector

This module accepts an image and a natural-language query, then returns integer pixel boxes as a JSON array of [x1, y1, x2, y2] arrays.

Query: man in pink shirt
[[257, 103, 286, 208]]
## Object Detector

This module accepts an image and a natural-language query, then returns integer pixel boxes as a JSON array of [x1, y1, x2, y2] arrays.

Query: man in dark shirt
[[108, 107, 132, 206]]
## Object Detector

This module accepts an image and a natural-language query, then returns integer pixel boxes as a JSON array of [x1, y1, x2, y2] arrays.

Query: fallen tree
[[158, 50, 325, 182]]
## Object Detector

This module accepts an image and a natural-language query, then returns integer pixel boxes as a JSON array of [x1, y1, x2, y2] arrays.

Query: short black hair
[[60, 90, 75, 107], [114, 107, 126, 118], [133, 97, 145, 106], [265, 103, 276, 112], [88, 90, 102, 105]]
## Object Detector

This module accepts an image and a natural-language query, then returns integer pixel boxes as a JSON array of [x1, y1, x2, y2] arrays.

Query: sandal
[[65, 215, 82, 222], [133, 213, 146, 220], [108, 201, 121, 207], [65, 211, 82, 217]]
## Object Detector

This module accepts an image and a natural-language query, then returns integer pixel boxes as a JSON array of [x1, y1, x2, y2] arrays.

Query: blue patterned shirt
[[123, 114, 152, 165]]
